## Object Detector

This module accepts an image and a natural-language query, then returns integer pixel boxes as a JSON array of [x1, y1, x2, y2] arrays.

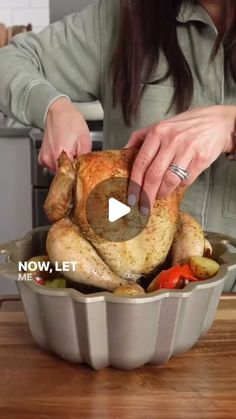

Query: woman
[[0, 0, 235, 235]]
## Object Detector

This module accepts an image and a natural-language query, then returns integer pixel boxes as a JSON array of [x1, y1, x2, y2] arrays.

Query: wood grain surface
[[0, 296, 235, 419]]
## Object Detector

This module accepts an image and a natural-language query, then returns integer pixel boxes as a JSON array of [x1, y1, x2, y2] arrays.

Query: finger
[[77, 131, 92, 155], [157, 153, 193, 198], [56, 145, 75, 160], [139, 144, 176, 211], [38, 131, 59, 172], [127, 129, 161, 207], [181, 156, 208, 187], [39, 143, 75, 173], [125, 126, 150, 149], [53, 131, 85, 164], [38, 148, 56, 172], [38, 135, 47, 166], [38, 149, 44, 166]]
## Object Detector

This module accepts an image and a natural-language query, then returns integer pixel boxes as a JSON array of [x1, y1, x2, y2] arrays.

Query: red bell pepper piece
[[147, 264, 198, 292], [34, 275, 45, 286]]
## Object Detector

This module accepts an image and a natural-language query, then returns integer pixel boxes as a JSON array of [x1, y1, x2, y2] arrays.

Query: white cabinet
[[0, 136, 32, 242], [0, 134, 32, 294]]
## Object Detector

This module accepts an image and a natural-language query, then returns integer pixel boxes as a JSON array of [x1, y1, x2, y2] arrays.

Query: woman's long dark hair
[[111, 0, 236, 125]]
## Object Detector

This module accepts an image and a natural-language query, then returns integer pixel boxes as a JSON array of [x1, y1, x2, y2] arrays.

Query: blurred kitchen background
[[0, 0, 94, 32], [0, 0, 103, 293], [0, 0, 49, 33], [0, 0, 102, 238]]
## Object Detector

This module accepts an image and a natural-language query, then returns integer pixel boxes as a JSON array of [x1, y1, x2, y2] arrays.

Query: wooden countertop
[[0, 296, 235, 419]]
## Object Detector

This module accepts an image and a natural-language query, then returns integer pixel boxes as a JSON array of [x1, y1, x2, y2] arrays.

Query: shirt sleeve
[[0, 0, 103, 129]]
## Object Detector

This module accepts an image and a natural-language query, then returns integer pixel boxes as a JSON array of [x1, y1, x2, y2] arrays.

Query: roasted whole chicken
[[45, 149, 206, 291]]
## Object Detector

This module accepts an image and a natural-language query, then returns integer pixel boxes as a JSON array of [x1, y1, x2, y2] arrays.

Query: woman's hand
[[126, 105, 236, 213], [38, 98, 92, 172]]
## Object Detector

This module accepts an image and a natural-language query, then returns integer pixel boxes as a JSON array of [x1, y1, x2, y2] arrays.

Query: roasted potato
[[113, 283, 145, 296], [45, 278, 67, 288], [189, 256, 220, 280]]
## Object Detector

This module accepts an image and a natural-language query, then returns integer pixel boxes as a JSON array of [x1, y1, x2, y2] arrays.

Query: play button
[[85, 177, 150, 242], [108, 198, 131, 223]]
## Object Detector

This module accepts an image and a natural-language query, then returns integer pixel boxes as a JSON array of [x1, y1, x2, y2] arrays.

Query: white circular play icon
[[108, 198, 131, 223], [85, 177, 150, 242]]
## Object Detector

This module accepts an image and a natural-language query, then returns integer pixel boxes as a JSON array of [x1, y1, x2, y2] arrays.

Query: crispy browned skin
[[45, 149, 195, 289], [74, 149, 180, 279], [44, 151, 75, 223]]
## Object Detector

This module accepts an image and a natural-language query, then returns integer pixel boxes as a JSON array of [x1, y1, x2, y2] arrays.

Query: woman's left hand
[[125, 105, 236, 213]]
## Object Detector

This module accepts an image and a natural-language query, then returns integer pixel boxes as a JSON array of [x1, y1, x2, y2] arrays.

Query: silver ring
[[168, 164, 190, 181]]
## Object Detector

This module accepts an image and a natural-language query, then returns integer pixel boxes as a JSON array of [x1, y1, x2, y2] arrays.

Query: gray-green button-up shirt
[[0, 0, 235, 237]]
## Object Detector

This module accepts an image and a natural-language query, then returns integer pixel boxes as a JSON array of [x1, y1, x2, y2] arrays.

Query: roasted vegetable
[[28, 256, 67, 288], [113, 283, 145, 296], [45, 278, 67, 288], [27, 255, 52, 281], [147, 264, 197, 292], [189, 256, 220, 280], [34, 275, 45, 286]]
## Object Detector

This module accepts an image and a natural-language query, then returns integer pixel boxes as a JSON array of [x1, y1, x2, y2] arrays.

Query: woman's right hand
[[38, 98, 92, 172]]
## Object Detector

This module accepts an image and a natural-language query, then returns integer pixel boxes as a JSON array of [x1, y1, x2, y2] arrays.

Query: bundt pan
[[0, 227, 236, 370]]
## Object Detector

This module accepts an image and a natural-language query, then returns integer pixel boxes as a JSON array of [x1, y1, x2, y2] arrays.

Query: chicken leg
[[46, 217, 126, 291]]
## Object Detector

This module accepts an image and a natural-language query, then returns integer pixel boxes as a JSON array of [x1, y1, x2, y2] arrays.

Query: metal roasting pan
[[0, 227, 235, 370]]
